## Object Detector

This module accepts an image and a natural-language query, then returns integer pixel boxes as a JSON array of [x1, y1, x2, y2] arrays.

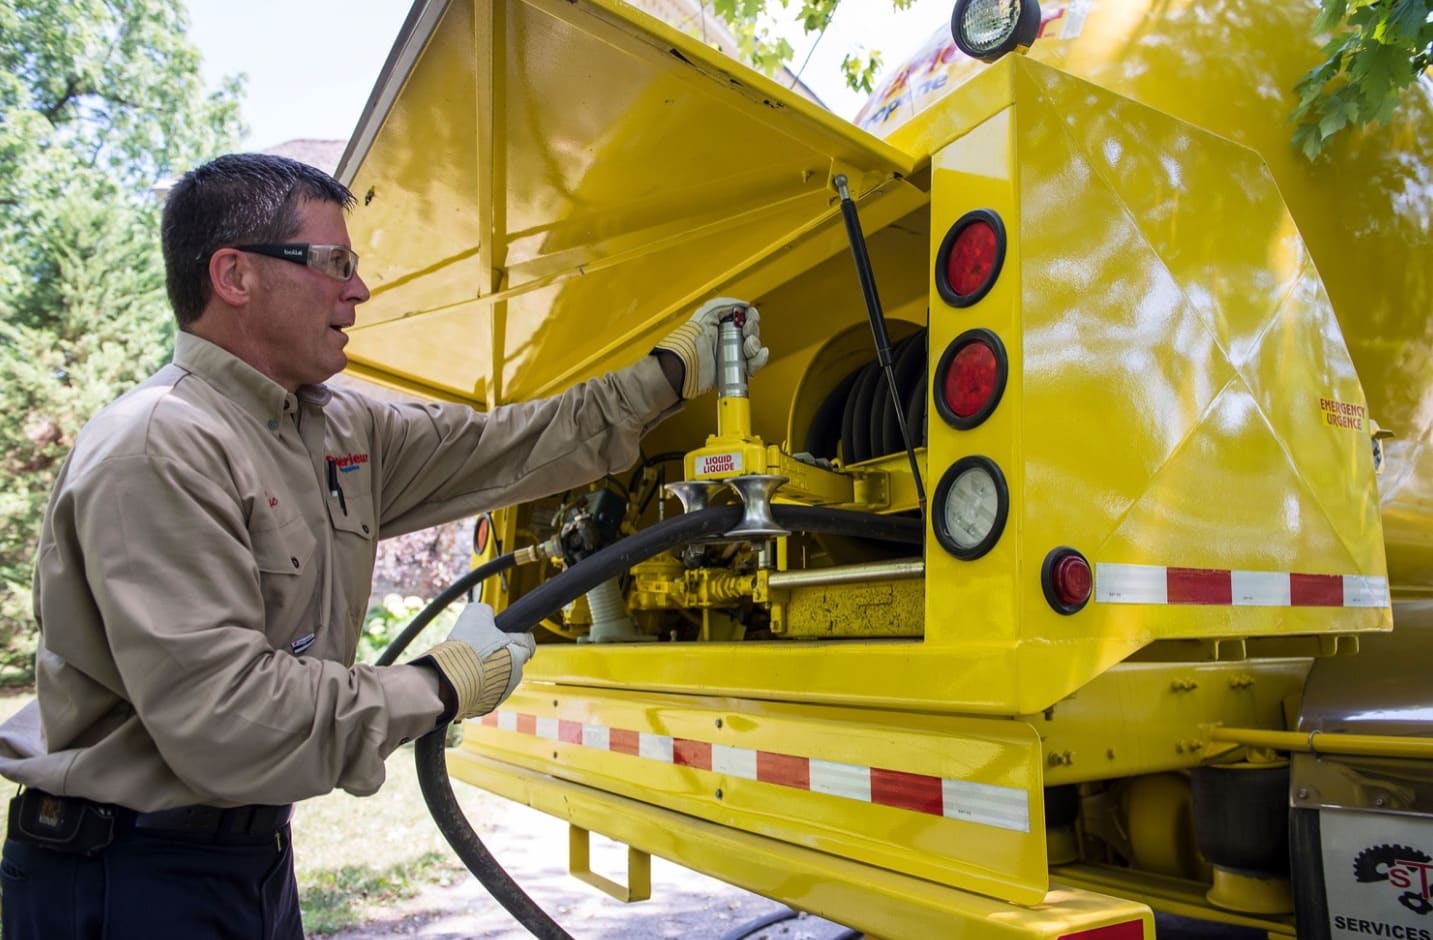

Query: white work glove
[[421, 602, 536, 721], [653, 297, 769, 399]]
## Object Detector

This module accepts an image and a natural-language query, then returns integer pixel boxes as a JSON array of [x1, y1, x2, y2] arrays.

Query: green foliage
[[0, 0, 243, 680], [1292, 0, 1433, 158], [357, 593, 458, 664], [703, 0, 911, 91]]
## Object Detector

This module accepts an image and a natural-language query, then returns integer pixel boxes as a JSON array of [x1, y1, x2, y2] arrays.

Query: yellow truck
[[336, 1, 1433, 936]]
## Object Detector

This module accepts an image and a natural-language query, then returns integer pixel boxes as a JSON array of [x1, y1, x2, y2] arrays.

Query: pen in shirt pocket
[[325, 457, 348, 516]]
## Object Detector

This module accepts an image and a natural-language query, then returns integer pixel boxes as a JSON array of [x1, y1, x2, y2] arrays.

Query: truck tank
[[856, 0, 1433, 610]]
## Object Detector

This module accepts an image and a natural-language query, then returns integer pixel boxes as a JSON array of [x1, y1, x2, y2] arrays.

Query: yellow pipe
[[1210, 727, 1433, 760]]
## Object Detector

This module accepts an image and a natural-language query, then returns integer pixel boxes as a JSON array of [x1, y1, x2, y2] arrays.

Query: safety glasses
[[235, 243, 359, 282]]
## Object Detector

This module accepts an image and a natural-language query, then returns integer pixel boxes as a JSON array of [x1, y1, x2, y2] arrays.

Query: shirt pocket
[[252, 514, 318, 612], [326, 487, 376, 541]]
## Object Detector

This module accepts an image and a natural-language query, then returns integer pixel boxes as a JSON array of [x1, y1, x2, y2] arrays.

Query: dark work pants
[[0, 825, 302, 940]]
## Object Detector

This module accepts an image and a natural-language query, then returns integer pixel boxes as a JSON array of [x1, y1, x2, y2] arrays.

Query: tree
[[707, 0, 912, 94], [0, 0, 243, 681], [700, 0, 1431, 157], [1293, 0, 1433, 158]]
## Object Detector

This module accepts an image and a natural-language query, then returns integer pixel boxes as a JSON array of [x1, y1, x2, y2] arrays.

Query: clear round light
[[958, 0, 1024, 56], [942, 465, 1000, 549]]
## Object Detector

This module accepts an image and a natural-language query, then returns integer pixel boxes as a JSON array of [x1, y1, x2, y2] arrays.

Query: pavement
[[316, 794, 856, 939], [317, 791, 1263, 940]]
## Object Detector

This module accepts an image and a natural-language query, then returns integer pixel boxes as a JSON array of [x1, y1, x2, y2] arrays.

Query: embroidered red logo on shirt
[[329, 453, 369, 474], [268, 496, 279, 508]]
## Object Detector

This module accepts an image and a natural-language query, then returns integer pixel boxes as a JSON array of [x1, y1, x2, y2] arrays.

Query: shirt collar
[[171, 332, 331, 424]]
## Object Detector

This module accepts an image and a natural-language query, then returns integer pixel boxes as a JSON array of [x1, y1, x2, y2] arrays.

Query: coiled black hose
[[408, 505, 922, 939]]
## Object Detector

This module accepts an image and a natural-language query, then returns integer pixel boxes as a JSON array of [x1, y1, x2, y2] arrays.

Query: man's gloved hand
[[420, 602, 535, 722], [653, 297, 769, 399]]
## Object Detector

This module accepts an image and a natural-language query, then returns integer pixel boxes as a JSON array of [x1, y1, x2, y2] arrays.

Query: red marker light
[[1043, 547, 1093, 614], [935, 328, 1008, 430], [936, 210, 1006, 307], [944, 340, 998, 419], [947, 220, 999, 296], [1053, 555, 1093, 607]]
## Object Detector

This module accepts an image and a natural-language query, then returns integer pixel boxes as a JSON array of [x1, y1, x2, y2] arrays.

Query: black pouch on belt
[[8, 789, 116, 855]]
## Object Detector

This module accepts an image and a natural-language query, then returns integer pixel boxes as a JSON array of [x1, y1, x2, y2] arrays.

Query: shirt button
[[361, 524, 370, 534], [290, 557, 300, 569], [267, 419, 279, 432]]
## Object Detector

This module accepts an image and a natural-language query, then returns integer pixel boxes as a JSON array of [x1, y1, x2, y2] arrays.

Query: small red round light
[[943, 340, 999, 419], [1052, 554, 1093, 607], [946, 220, 999, 297]]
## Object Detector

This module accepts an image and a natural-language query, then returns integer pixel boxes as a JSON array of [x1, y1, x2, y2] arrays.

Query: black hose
[[720, 905, 799, 940], [374, 551, 518, 668], [411, 505, 922, 938]]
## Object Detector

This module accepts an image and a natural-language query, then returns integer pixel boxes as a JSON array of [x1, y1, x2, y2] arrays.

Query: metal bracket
[[568, 824, 651, 902]]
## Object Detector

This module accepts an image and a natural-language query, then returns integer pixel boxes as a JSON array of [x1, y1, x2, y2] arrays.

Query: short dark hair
[[161, 153, 355, 327]]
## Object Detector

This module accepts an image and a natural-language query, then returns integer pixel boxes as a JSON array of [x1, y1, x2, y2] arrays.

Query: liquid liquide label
[[695, 452, 743, 476]]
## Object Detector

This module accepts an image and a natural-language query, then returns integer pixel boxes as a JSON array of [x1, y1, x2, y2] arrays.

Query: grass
[[0, 690, 489, 937], [292, 732, 492, 935]]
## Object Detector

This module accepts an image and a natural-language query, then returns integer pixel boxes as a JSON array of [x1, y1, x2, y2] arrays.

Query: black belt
[[8, 789, 293, 854], [128, 801, 294, 837]]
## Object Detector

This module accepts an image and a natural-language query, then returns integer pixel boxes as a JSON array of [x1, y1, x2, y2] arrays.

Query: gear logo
[[1354, 845, 1433, 916]]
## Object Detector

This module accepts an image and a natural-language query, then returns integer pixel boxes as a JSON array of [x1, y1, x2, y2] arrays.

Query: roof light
[[951, 0, 1043, 63], [1042, 547, 1092, 614], [935, 328, 1008, 430], [932, 456, 1008, 560], [936, 209, 1006, 307]]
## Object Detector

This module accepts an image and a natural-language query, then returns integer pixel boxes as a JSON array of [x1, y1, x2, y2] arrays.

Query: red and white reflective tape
[[1095, 563, 1388, 608], [478, 711, 1029, 833]]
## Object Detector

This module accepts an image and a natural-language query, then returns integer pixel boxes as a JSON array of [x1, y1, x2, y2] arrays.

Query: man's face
[[243, 198, 370, 391]]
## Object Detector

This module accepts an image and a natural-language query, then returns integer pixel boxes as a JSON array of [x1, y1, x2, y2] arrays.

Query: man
[[0, 153, 766, 939]]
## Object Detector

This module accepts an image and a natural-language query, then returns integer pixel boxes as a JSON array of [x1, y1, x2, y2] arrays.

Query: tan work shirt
[[0, 332, 678, 811]]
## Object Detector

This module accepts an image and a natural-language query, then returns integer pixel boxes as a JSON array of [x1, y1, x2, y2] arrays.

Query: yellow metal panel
[[1011, 62, 1388, 696], [453, 750, 1154, 940], [864, 1, 1433, 603], [467, 687, 1050, 904], [891, 58, 1393, 713], [341, 0, 916, 404], [1024, 658, 1310, 785], [923, 94, 1023, 659]]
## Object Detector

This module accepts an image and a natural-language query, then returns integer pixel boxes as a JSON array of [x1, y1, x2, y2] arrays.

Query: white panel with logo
[[1322, 809, 1433, 940]]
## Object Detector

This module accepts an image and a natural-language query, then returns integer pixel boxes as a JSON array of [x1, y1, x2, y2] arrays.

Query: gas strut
[[832, 174, 928, 517], [406, 505, 922, 939]]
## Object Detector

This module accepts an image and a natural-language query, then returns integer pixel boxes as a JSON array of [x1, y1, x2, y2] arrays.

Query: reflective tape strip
[[478, 711, 1029, 833], [1096, 563, 1388, 608]]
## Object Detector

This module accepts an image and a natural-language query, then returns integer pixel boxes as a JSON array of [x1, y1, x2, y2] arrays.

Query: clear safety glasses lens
[[308, 244, 358, 281], [234, 243, 359, 282]]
